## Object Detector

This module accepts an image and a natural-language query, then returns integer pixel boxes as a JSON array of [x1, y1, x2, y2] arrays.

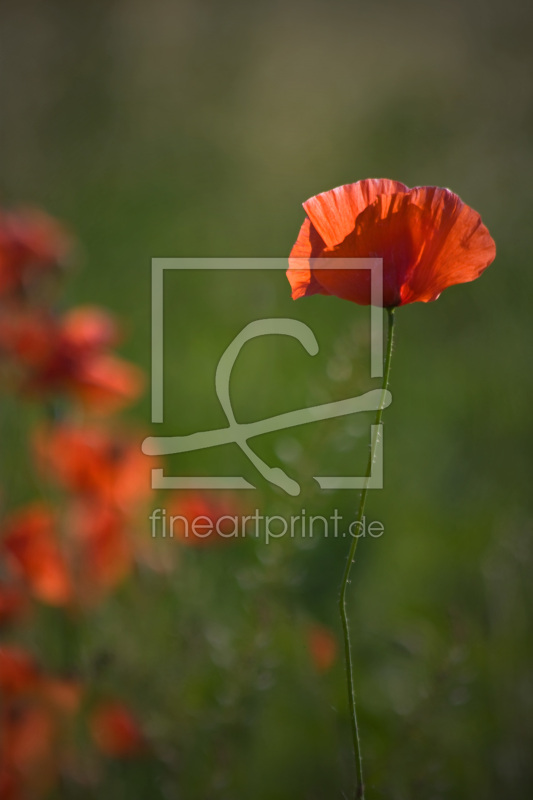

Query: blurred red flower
[[59, 305, 121, 352], [34, 422, 153, 511], [0, 306, 143, 413], [89, 702, 146, 758], [288, 179, 496, 307], [67, 501, 134, 602], [168, 492, 245, 547], [0, 311, 53, 369], [0, 647, 82, 800], [2, 506, 72, 607], [63, 353, 144, 413], [0, 647, 41, 697], [307, 624, 338, 674], [33, 422, 161, 602], [0, 209, 70, 301], [40, 678, 83, 717], [0, 706, 57, 799], [0, 766, 19, 800], [33, 306, 143, 413], [0, 585, 28, 628]]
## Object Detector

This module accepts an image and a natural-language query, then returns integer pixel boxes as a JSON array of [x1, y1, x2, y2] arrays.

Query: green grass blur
[[1, 0, 533, 798]]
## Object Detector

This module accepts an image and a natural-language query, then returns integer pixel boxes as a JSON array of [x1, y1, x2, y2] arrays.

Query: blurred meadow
[[1, 0, 533, 798]]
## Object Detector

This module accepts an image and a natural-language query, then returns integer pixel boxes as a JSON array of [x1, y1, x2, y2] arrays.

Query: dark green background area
[[1, 1, 532, 798]]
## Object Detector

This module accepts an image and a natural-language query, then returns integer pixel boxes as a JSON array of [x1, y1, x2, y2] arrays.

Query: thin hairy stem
[[338, 307, 396, 799]]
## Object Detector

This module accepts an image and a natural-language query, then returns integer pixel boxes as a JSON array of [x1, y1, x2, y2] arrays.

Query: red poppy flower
[[0, 647, 41, 697], [34, 423, 154, 511], [66, 353, 144, 413], [0, 667, 79, 800], [59, 306, 121, 352], [2, 506, 72, 606], [307, 624, 337, 674], [0, 647, 82, 709], [0, 766, 19, 800], [67, 501, 133, 600], [0, 585, 28, 628], [0, 310, 54, 368], [0, 706, 57, 796], [0, 208, 70, 300], [89, 702, 146, 758], [0, 650, 82, 797], [288, 179, 496, 307], [40, 678, 83, 716], [28, 308, 143, 413], [168, 492, 244, 547], [0, 306, 143, 413]]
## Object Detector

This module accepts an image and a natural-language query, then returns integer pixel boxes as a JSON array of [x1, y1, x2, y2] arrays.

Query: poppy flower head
[[33, 309, 143, 414], [66, 353, 144, 414], [89, 701, 146, 758], [0, 209, 71, 300], [34, 423, 154, 511], [0, 658, 78, 800], [0, 766, 18, 800], [0, 310, 55, 368], [59, 306, 121, 353], [169, 492, 245, 547], [288, 179, 496, 307], [0, 305, 143, 414], [67, 501, 133, 601], [1, 505, 72, 607], [0, 584, 28, 628], [0, 647, 41, 697], [1, 705, 57, 791], [307, 624, 338, 674], [40, 678, 83, 716]]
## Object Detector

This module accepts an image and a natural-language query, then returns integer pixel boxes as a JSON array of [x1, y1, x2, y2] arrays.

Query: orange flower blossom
[[287, 179, 496, 307]]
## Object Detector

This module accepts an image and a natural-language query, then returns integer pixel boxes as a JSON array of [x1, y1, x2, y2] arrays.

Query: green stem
[[338, 307, 396, 800]]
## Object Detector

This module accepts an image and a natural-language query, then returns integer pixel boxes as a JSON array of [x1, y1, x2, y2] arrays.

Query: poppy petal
[[2, 506, 72, 606], [0, 647, 40, 695], [287, 218, 330, 299], [302, 178, 409, 249], [399, 186, 496, 304], [313, 191, 425, 306], [308, 188, 495, 307], [90, 702, 146, 757], [70, 354, 144, 413], [60, 306, 121, 352]]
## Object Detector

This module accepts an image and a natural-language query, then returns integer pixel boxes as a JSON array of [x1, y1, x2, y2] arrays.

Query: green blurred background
[[1, 0, 533, 798]]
